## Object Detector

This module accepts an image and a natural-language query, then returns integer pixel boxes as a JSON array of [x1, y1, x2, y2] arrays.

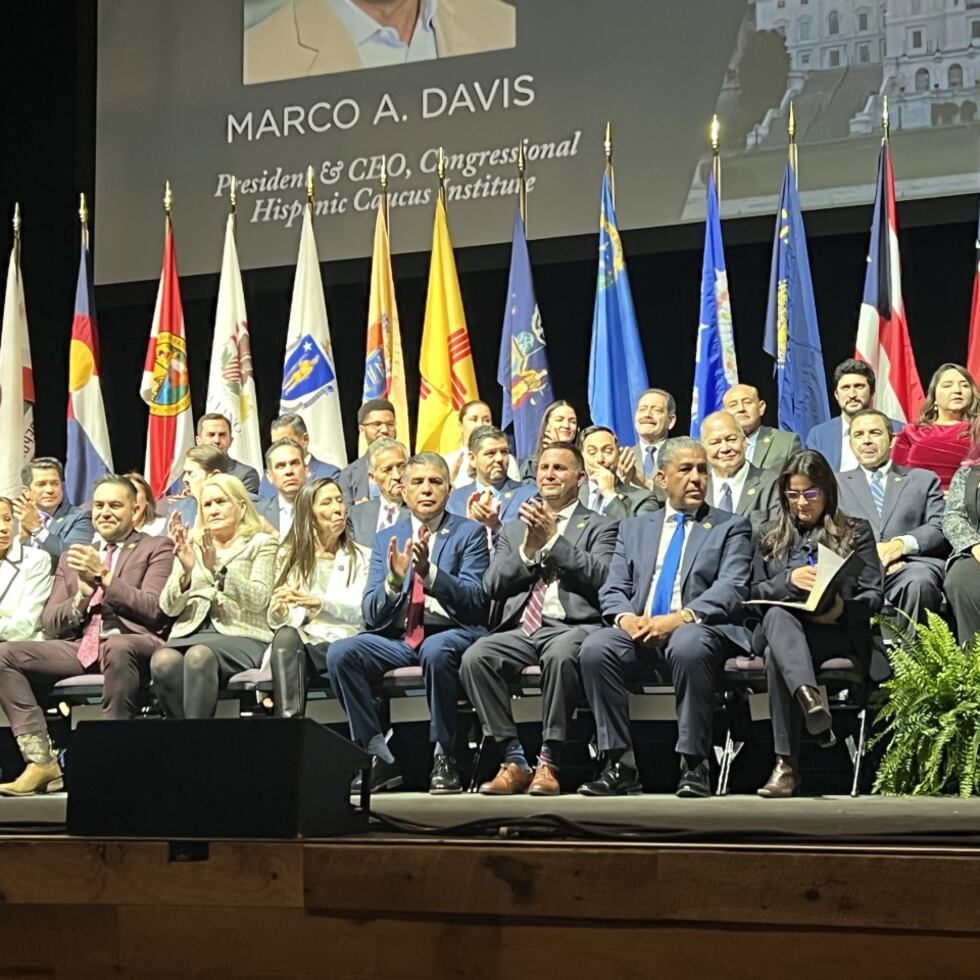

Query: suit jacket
[[486, 504, 617, 630], [338, 454, 371, 507], [707, 464, 779, 541], [363, 512, 489, 635], [837, 465, 947, 571], [43, 531, 173, 641], [33, 499, 94, 566], [599, 505, 753, 650], [227, 457, 260, 496], [579, 480, 662, 520], [258, 455, 340, 499], [806, 416, 902, 470], [0, 540, 53, 641], [163, 496, 198, 528], [448, 479, 537, 525], [160, 531, 278, 641], [750, 425, 801, 472], [349, 497, 410, 548], [255, 495, 288, 534], [244, 0, 516, 84]]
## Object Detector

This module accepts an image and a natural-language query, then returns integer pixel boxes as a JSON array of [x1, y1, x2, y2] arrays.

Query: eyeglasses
[[784, 489, 822, 502], [362, 420, 394, 430]]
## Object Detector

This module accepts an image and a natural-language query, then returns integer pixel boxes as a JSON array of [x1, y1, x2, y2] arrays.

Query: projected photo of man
[[243, 0, 516, 84]]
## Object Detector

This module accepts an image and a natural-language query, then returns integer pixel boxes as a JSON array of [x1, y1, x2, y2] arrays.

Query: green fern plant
[[871, 611, 980, 796]]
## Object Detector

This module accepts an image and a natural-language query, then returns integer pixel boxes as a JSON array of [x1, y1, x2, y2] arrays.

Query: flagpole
[[380, 155, 390, 230], [710, 114, 721, 203], [229, 175, 238, 237], [163, 180, 174, 245], [437, 147, 446, 208], [604, 121, 614, 204], [79, 193, 89, 252], [12, 203, 20, 269], [517, 140, 527, 228], [882, 94, 890, 145], [788, 101, 798, 186], [305, 165, 315, 215]]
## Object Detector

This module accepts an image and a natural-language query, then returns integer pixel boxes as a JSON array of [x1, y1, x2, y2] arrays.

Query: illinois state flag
[[0, 226, 35, 497], [206, 214, 263, 475], [416, 196, 478, 454], [280, 203, 348, 468], [140, 221, 193, 499], [65, 238, 113, 505], [362, 203, 409, 452], [854, 141, 924, 422]]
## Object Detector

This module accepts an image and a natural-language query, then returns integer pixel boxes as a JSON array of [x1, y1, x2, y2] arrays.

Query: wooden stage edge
[[4, 833, 980, 978]]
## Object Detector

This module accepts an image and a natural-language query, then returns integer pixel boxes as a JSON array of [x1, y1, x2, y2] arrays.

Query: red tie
[[404, 526, 429, 650], [76, 543, 117, 669], [521, 576, 548, 637]]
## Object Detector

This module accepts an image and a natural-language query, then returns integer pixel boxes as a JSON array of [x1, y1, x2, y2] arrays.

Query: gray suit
[[749, 425, 801, 472], [348, 497, 408, 549], [836, 464, 946, 625], [579, 480, 662, 520], [707, 463, 778, 541], [337, 455, 370, 507], [460, 504, 618, 744]]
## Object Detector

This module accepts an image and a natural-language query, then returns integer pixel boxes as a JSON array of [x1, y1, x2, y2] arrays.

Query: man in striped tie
[[577, 437, 753, 798], [460, 443, 618, 796]]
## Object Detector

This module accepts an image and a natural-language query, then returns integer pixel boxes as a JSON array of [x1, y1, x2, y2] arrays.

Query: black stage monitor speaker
[[66, 718, 371, 839]]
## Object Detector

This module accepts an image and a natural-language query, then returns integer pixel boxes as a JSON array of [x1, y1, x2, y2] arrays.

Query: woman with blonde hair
[[268, 478, 370, 716], [152, 474, 277, 718]]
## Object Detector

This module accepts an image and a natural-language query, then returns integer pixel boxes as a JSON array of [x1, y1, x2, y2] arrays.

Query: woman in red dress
[[891, 363, 980, 492]]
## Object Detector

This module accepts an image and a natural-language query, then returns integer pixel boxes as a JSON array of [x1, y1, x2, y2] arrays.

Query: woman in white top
[[269, 477, 370, 717], [0, 496, 52, 640]]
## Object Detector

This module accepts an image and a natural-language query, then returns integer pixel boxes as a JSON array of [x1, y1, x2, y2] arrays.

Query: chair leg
[[468, 734, 488, 793], [848, 707, 868, 798]]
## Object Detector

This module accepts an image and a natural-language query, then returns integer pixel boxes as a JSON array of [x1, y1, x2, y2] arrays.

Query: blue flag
[[588, 170, 649, 445], [763, 161, 830, 436], [498, 206, 553, 460], [690, 173, 738, 437]]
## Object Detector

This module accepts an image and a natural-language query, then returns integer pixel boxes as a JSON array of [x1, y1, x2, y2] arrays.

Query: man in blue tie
[[577, 437, 753, 798], [620, 389, 677, 492]]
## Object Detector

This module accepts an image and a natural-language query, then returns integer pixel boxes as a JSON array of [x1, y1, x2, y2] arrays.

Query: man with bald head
[[722, 384, 801, 472]]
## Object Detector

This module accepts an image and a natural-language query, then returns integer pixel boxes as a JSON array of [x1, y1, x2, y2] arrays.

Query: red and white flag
[[140, 218, 193, 499], [965, 207, 980, 381], [854, 141, 924, 422]]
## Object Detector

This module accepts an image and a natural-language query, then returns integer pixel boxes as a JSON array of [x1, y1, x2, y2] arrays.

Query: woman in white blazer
[[268, 478, 370, 717], [0, 497, 53, 641]]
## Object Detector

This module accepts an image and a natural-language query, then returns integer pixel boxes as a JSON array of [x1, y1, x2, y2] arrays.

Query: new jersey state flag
[[66, 238, 113, 505], [280, 202, 348, 468], [140, 220, 193, 500]]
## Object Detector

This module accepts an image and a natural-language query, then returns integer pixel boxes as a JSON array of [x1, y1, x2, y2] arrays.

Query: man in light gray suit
[[722, 384, 801, 473], [700, 411, 778, 541], [836, 408, 946, 625]]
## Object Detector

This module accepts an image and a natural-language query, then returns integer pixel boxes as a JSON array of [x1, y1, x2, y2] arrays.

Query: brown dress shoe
[[757, 756, 798, 798], [527, 761, 560, 796], [479, 762, 533, 796], [796, 685, 832, 735]]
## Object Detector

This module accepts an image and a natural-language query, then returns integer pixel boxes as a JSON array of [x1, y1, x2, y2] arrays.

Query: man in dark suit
[[460, 442, 617, 795], [161, 445, 233, 529], [580, 425, 663, 518], [619, 388, 677, 491], [700, 411, 778, 540], [837, 408, 946, 625], [722, 383, 801, 471], [13, 457, 93, 568], [258, 413, 340, 498], [577, 437, 753, 798], [447, 425, 536, 544], [337, 399, 397, 507], [0, 474, 173, 796], [255, 438, 308, 539], [326, 453, 489, 794], [195, 412, 260, 495], [805, 359, 901, 470], [349, 437, 409, 547]]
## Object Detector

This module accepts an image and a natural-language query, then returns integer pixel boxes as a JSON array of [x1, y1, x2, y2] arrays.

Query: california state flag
[[141, 220, 194, 499], [205, 214, 262, 474]]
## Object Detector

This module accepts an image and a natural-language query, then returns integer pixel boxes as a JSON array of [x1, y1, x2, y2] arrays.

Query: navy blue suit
[[578, 505, 753, 759], [257, 454, 340, 499], [31, 500, 94, 568], [806, 416, 902, 470], [325, 510, 489, 748], [446, 479, 537, 551]]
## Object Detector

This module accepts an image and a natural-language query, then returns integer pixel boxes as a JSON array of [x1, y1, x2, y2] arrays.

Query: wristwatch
[[679, 608, 697, 624]]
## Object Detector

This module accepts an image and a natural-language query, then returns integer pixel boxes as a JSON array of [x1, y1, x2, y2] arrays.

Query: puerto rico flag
[[854, 141, 924, 422], [65, 237, 113, 505]]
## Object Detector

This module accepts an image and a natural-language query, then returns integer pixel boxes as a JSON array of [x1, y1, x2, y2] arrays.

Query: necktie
[[76, 543, 117, 668], [588, 484, 600, 513], [870, 469, 886, 517], [644, 445, 657, 478], [379, 504, 397, 530], [719, 482, 734, 512], [521, 575, 548, 636], [404, 526, 429, 650], [650, 514, 688, 617]]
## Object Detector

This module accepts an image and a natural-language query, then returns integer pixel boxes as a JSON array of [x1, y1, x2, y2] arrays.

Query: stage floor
[[3, 790, 980, 845]]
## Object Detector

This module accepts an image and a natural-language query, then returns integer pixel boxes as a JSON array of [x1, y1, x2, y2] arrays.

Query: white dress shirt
[[643, 504, 694, 615], [744, 427, 761, 461], [840, 416, 859, 471], [519, 501, 578, 620], [277, 495, 295, 541], [376, 498, 401, 532], [330, 0, 438, 68], [710, 461, 751, 512]]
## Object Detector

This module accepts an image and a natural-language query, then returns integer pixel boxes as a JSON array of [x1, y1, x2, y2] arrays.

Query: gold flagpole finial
[[788, 102, 799, 184], [788, 102, 796, 144], [604, 121, 613, 168], [882, 95, 890, 142], [306, 166, 315, 205], [710, 115, 721, 156], [380, 155, 389, 193], [164, 181, 173, 216], [437, 147, 447, 205], [229, 176, 238, 214], [79, 192, 89, 227], [517, 139, 528, 227], [517, 139, 526, 179], [12, 202, 21, 237], [710, 116, 722, 201]]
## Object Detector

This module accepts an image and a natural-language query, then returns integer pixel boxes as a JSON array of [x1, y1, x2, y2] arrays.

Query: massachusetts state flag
[[854, 141, 924, 422], [140, 219, 193, 499], [280, 202, 348, 468], [65, 232, 113, 505], [965, 204, 980, 381], [0, 217, 35, 497]]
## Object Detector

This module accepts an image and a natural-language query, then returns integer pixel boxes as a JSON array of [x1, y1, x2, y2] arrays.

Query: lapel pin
[[504, 491, 513, 499], [576, 521, 586, 529], [127, 542, 136, 549], [764, 436, 771, 443], [440, 527, 449, 535], [702, 521, 712, 529], [747, 487, 757, 496]]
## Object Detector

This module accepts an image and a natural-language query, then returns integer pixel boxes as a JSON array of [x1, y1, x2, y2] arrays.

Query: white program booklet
[[745, 543, 858, 614]]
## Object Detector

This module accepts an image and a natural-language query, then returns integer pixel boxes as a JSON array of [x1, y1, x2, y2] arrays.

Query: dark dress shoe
[[429, 755, 462, 795], [757, 756, 799, 798], [577, 761, 642, 797], [796, 685, 832, 735], [676, 757, 711, 798], [351, 756, 403, 794]]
